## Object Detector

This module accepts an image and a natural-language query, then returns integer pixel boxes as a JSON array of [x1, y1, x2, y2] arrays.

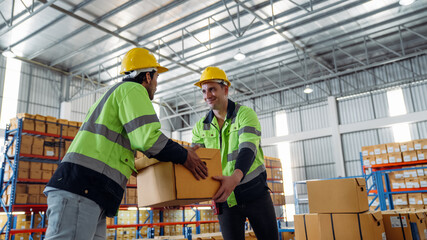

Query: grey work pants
[[45, 189, 107, 240]]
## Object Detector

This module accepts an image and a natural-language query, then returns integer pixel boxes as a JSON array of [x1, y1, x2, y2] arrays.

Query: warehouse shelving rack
[[1, 118, 75, 239], [2, 118, 288, 239], [360, 152, 427, 211]]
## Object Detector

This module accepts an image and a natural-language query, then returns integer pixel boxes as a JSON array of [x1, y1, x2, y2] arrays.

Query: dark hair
[[123, 70, 156, 84]]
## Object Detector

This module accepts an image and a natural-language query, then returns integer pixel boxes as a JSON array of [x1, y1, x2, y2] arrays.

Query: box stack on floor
[[295, 178, 427, 240]]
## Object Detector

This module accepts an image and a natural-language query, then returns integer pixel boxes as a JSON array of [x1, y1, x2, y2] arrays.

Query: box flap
[[193, 148, 220, 159], [355, 178, 366, 187], [134, 154, 160, 170], [371, 211, 383, 221]]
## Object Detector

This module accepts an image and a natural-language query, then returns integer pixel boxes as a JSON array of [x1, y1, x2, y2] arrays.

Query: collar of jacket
[[203, 99, 237, 124]]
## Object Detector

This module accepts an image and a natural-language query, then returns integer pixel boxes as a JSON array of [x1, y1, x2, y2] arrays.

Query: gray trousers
[[45, 189, 107, 240]]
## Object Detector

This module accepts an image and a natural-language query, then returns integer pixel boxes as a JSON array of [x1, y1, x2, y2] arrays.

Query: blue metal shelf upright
[[1, 118, 23, 239]]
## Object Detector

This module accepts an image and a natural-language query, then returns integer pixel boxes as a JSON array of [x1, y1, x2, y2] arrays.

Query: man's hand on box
[[212, 170, 243, 203], [183, 145, 208, 180]]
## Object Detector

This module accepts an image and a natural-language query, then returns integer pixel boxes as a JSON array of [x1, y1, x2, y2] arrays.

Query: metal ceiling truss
[[0, 0, 57, 37], [155, 24, 427, 126], [86, 0, 337, 84]]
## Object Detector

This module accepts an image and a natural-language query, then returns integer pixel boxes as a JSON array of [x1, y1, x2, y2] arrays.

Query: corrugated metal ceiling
[[1, 0, 426, 111]]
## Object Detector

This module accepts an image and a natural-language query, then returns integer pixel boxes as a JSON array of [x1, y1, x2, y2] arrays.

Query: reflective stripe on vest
[[62, 152, 128, 190]]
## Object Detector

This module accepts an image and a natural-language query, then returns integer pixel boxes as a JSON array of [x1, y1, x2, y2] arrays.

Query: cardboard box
[[387, 143, 401, 153], [375, 154, 388, 165], [39, 195, 47, 204], [403, 167, 418, 178], [393, 194, 408, 207], [416, 165, 425, 177], [11, 113, 35, 131], [68, 122, 79, 137], [382, 211, 412, 240], [31, 136, 44, 156], [41, 163, 52, 171], [403, 151, 418, 162], [30, 170, 42, 180], [45, 116, 57, 135], [413, 139, 427, 150], [34, 115, 46, 133], [44, 137, 55, 157], [19, 135, 33, 155], [307, 178, 368, 213], [408, 211, 427, 239], [41, 170, 52, 180], [18, 169, 29, 179], [27, 194, 39, 204], [15, 193, 28, 204], [417, 150, 427, 161], [56, 119, 69, 136], [18, 161, 30, 170], [295, 212, 385, 240], [423, 193, 427, 205], [420, 176, 427, 188], [128, 176, 137, 185], [390, 178, 406, 189], [16, 184, 27, 194], [374, 144, 387, 155], [401, 141, 415, 152], [65, 140, 72, 153], [388, 152, 402, 164], [389, 170, 404, 180], [137, 148, 222, 207], [408, 193, 424, 209], [362, 146, 374, 156], [405, 177, 420, 188], [30, 161, 41, 170], [27, 184, 41, 195], [363, 156, 375, 166]]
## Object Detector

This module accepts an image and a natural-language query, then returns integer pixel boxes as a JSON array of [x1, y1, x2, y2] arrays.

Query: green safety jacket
[[192, 100, 268, 207], [47, 81, 187, 217]]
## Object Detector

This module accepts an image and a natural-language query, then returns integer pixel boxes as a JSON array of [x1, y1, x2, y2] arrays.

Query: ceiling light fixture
[[399, 0, 415, 5], [304, 85, 313, 94], [2, 48, 16, 58], [234, 49, 246, 61]]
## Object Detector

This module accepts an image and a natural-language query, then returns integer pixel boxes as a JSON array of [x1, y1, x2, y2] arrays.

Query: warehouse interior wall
[[1, 50, 427, 218]]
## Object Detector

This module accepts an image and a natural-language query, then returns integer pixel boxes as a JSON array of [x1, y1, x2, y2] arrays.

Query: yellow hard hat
[[194, 66, 231, 88], [120, 48, 168, 75]]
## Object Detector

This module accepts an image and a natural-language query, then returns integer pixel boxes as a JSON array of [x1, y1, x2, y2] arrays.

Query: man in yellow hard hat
[[44, 48, 208, 239], [192, 66, 278, 240]]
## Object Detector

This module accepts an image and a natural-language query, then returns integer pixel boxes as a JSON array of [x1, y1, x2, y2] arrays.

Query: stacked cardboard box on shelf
[[9, 113, 82, 137], [362, 139, 427, 167]]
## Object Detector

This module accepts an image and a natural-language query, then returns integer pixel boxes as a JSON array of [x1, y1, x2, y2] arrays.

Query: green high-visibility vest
[[65, 81, 168, 188], [192, 101, 266, 207]]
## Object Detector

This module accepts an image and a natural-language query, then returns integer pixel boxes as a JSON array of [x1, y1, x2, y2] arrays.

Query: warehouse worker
[[192, 66, 278, 240], [44, 48, 208, 240]]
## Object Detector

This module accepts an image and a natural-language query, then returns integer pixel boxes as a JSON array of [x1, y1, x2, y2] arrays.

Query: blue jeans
[[45, 189, 107, 240]]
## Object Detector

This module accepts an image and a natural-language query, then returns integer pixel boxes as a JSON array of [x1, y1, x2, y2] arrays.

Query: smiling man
[[192, 66, 278, 240]]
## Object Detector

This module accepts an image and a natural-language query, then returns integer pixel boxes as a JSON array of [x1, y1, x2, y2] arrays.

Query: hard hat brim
[[157, 66, 168, 73]]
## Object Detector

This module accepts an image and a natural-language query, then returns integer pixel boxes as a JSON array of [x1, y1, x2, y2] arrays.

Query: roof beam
[[36, 0, 199, 74]]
